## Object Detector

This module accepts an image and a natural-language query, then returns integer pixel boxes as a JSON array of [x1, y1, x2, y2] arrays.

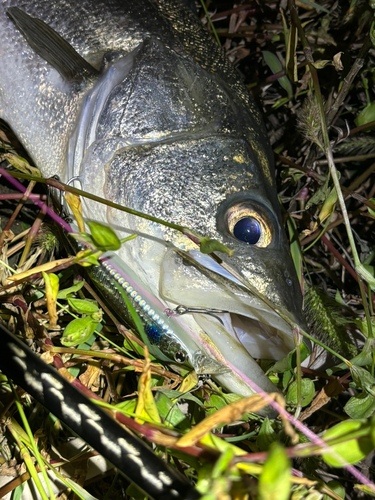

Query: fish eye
[[233, 217, 261, 244], [174, 351, 186, 363], [226, 204, 272, 247]]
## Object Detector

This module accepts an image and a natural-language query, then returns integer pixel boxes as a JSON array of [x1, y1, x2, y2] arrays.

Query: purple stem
[[233, 373, 375, 492], [0, 193, 47, 201], [0, 168, 73, 233]]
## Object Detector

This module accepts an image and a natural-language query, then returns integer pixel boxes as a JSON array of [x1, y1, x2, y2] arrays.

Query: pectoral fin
[[7, 7, 98, 81]]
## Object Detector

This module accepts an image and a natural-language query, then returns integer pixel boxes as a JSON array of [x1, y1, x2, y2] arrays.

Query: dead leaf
[[40, 350, 55, 364], [64, 192, 85, 233], [5, 256, 76, 284], [0, 129, 11, 143], [2, 230, 15, 244], [333, 52, 344, 71], [135, 346, 161, 424], [177, 393, 296, 447], [4, 153, 41, 177], [42, 272, 59, 329], [79, 363, 101, 391], [178, 371, 198, 394], [299, 378, 344, 421]]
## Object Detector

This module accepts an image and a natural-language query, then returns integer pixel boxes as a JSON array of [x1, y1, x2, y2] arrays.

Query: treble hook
[[59, 175, 81, 214], [173, 305, 229, 325]]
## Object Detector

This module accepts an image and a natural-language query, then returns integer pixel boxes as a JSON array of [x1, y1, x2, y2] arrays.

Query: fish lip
[[188, 251, 310, 356]]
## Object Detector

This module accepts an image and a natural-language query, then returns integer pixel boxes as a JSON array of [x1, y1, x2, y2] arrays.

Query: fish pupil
[[174, 351, 186, 363], [233, 217, 261, 244]]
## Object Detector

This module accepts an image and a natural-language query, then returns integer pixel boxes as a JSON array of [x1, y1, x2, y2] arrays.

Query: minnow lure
[[90, 254, 229, 374]]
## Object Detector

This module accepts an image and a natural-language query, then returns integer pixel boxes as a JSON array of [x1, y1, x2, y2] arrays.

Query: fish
[[0, 0, 309, 397]]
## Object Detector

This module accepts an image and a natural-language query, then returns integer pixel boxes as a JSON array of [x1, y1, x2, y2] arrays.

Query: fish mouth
[[198, 311, 294, 361], [180, 306, 295, 371], [161, 248, 305, 376]]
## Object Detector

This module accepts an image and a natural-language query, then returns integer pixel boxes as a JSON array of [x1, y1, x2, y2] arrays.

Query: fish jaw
[[158, 248, 309, 396]]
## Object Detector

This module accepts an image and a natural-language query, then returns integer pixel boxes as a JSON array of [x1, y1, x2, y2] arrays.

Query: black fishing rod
[[0, 323, 201, 500]]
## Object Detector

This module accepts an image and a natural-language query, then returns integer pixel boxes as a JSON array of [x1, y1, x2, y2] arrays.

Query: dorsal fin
[[7, 7, 99, 81]]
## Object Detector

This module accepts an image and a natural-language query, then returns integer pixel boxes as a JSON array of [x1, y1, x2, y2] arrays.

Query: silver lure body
[[0, 0, 308, 396]]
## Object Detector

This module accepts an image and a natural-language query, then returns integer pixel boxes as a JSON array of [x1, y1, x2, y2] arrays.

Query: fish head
[[94, 135, 308, 395]]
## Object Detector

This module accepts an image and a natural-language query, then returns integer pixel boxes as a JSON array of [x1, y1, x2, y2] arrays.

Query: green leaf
[[63, 478, 100, 500], [354, 484, 375, 498], [157, 389, 204, 407], [368, 198, 375, 218], [155, 388, 182, 399], [282, 370, 293, 388], [305, 176, 330, 210], [315, 186, 337, 226], [350, 365, 375, 396], [344, 392, 375, 419], [322, 420, 373, 467], [287, 215, 303, 285], [286, 379, 315, 407], [355, 262, 375, 291], [56, 280, 85, 299], [61, 317, 99, 346], [222, 393, 243, 405], [353, 318, 375, 338], [331, 338, 375, 371], [115, 399, 137, 415], [211, 447, 234, 479], [67, 297, 99, 315], [199, 236, 234, 256], [256, 418, 277, 451], [335, 289, 345, 305], [272, 96, 290, 110], [323, 481, 345, 500], [258, 443, 291, 500], [77, 251, 102, 267], [313, 59, 331, 69], [363, 264, 375, 278], [270, 343, 310, 373], [262, 51, 293, 98], [297, 0, 329, 13], [12, 484, 25, 500], [87, 221, 121, 251], [355, 102, 375, 127], [156, 393, 190, 429], [205, 394, 227, 416]]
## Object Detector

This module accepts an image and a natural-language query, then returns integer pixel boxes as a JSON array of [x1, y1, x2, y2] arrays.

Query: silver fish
[[0, 0, 308, 396]]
